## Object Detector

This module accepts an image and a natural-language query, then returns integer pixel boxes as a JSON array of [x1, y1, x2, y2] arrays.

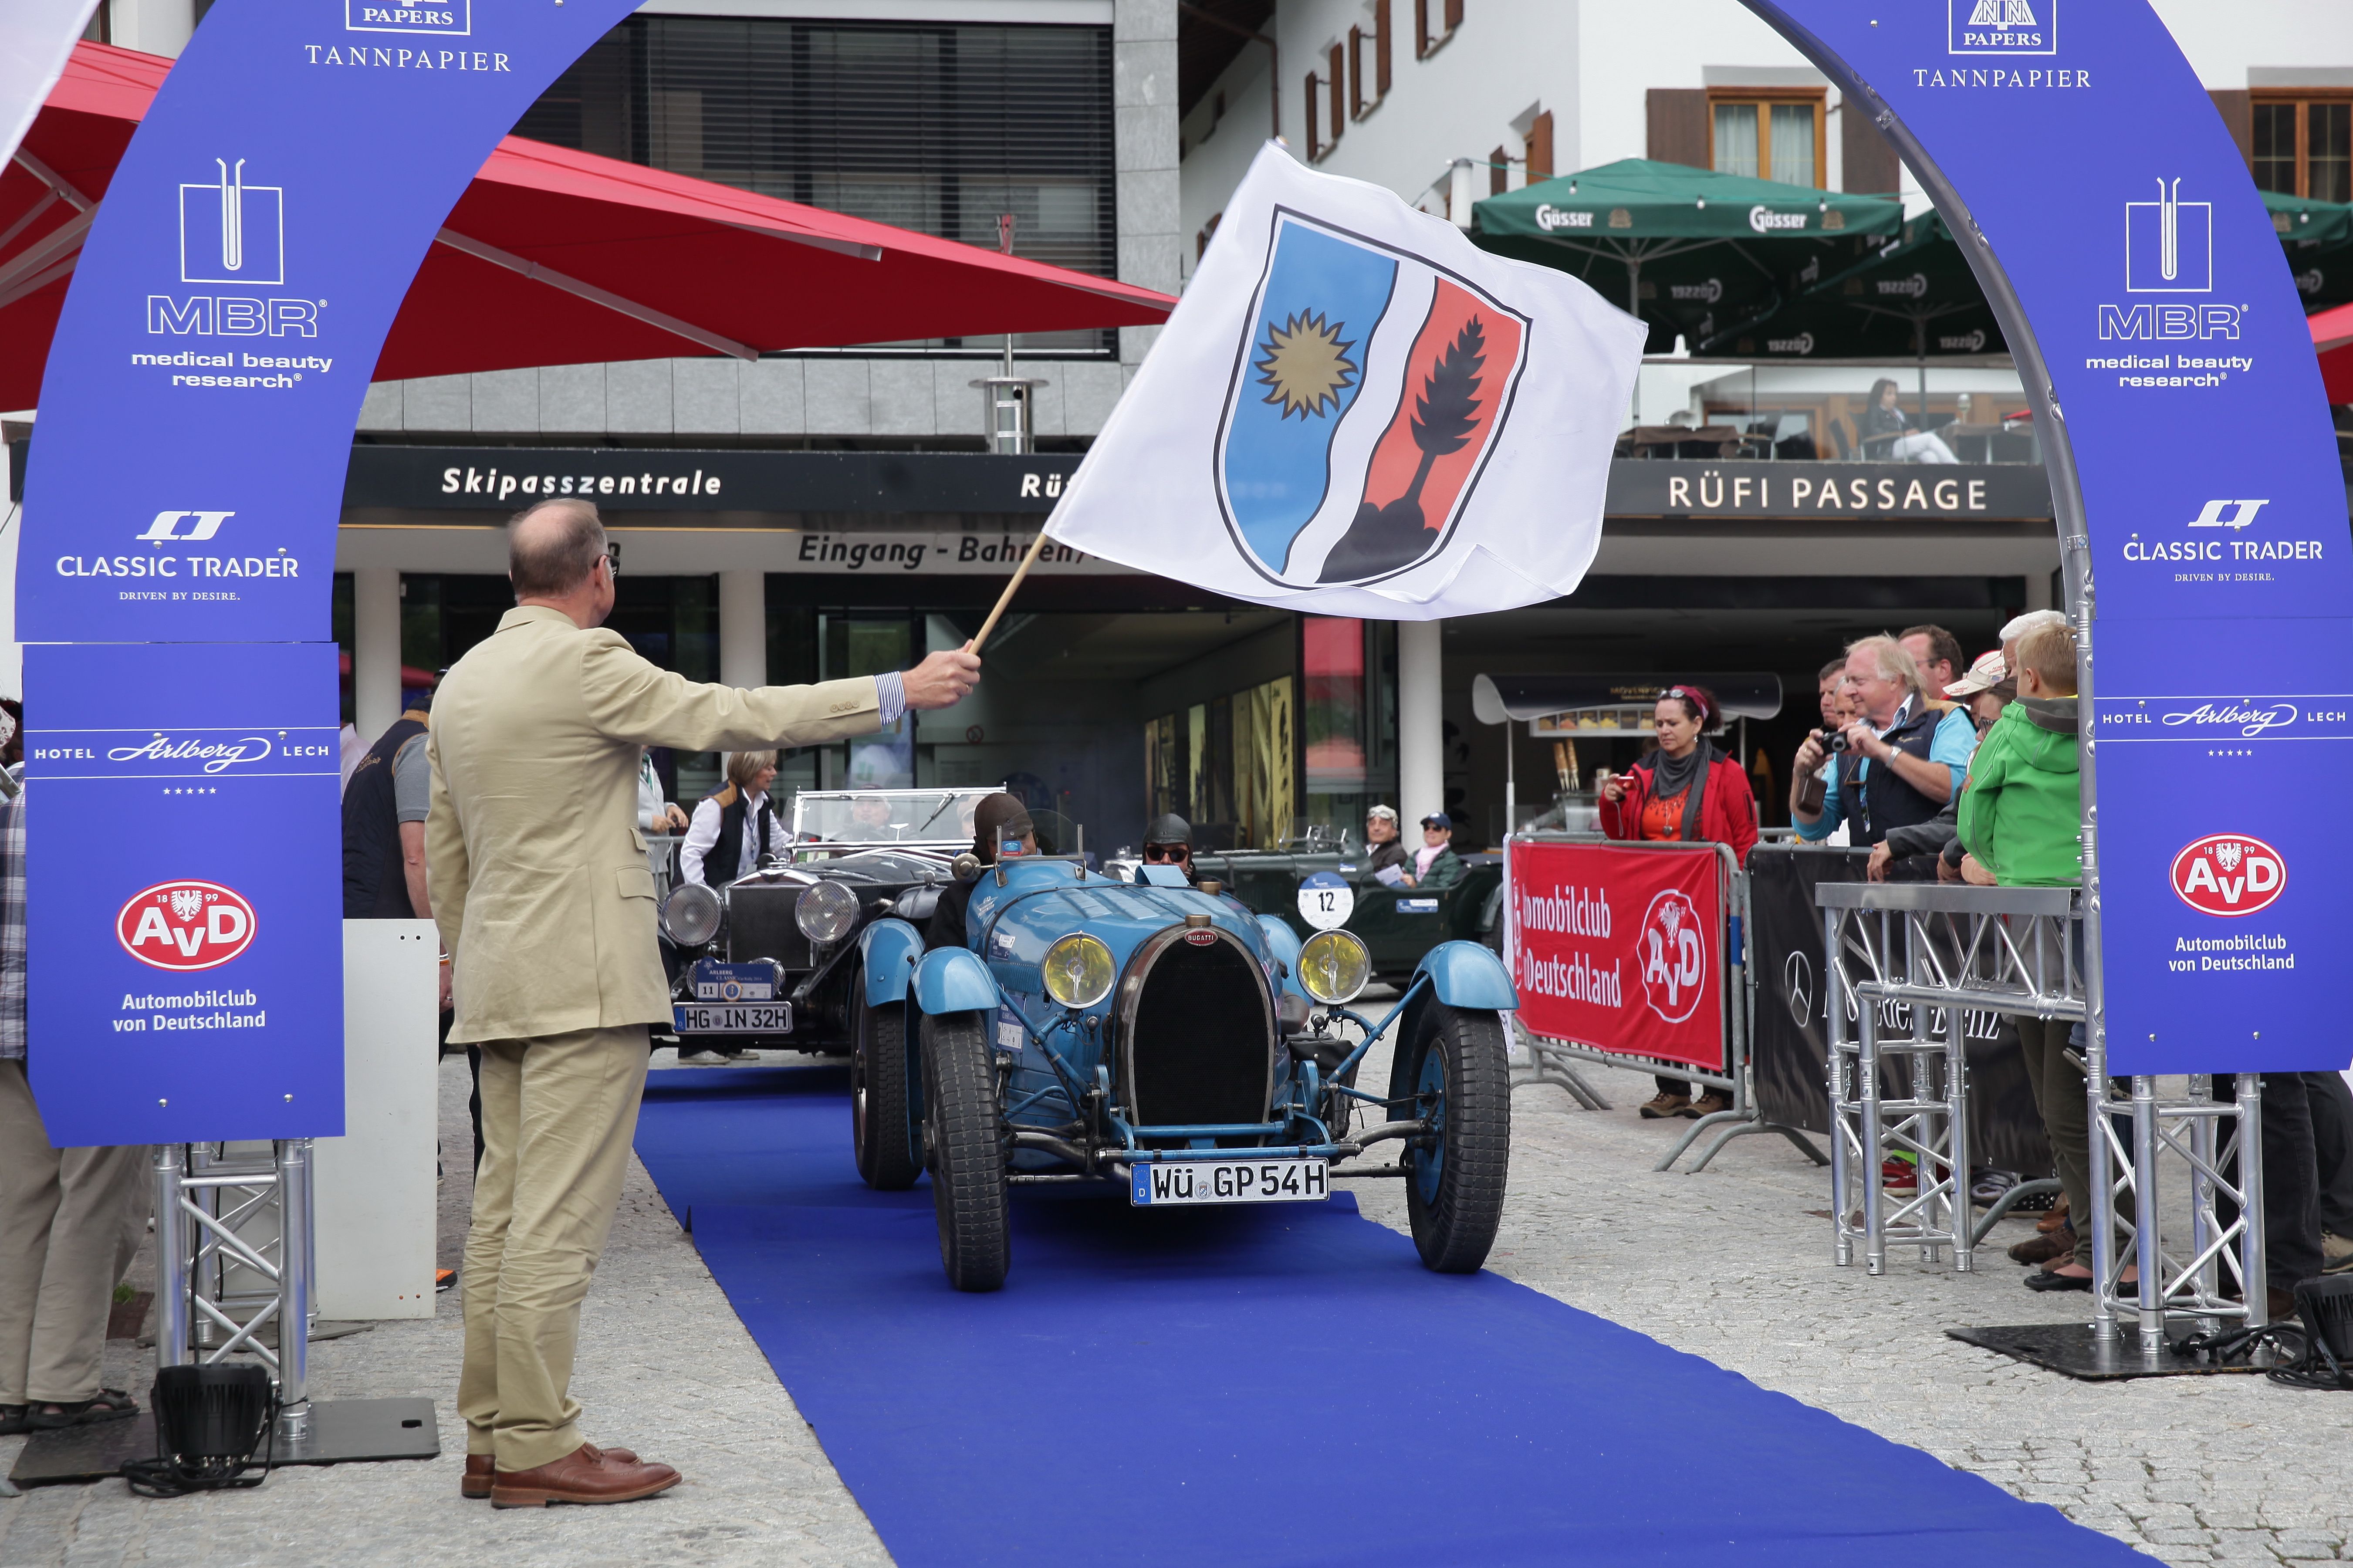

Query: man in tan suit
[[427, 498, 978, 1507]]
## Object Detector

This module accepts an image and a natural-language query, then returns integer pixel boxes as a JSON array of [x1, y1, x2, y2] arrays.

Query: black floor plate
[[1951, 1321, 2280, 1380], [8, 1397, 439, 1487]]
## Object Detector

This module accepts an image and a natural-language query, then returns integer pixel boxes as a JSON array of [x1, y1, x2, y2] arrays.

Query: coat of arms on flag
[[1046, 142, 1644, 620], [1217, 211, 1530, 587]]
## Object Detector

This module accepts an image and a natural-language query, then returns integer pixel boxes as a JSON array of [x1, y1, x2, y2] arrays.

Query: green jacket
[[1413, 846, 1466, 889], [1956, 699, 2081, 887]]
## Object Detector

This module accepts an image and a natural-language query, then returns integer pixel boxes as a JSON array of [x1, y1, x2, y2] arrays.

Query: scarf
[[1646, 740, 1719, 841]]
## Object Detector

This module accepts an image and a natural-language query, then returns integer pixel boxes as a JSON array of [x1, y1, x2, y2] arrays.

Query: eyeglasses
[[1142, 844, 1188, 862], [603, 543, 621, 579]]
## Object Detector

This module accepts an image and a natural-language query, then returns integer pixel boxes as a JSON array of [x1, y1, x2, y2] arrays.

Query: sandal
[[27, 1389, 138, 1429], [0, 1404, 28, 1436]]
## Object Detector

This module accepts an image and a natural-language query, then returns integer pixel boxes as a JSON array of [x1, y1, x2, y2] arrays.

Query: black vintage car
[[655, 787, 1001, 1055], [1184, 829, 1505, 987]]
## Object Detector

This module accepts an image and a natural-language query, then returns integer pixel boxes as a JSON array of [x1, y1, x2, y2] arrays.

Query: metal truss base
[[7, 1397, 440, 1487], [1949, 1322, 2282, 1381]]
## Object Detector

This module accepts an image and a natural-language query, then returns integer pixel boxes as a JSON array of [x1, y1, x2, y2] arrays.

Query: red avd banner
[[1511, 841, 1725, 1073]]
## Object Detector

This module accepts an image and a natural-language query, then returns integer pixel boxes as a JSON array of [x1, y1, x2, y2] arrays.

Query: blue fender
[[1415, 939, 1518, 1010], [858, 918, 925, 1009], [913, 946, 1001, 1016], [1254, 915, 1305, 994]]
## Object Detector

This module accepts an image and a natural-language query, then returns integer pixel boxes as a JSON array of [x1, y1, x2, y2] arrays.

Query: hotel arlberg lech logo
[[1949, 0, 2055, 54]]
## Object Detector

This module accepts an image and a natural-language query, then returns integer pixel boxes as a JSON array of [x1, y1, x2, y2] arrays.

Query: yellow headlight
[[1041, 933, 1116, 1009], [1298, 930, 1371, 1005]]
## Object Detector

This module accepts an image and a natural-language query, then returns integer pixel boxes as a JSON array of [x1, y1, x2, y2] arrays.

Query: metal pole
[[2132, 1075, 2165, 1348], [275, 1138, 312, 1437], [1946, 1000, 1972, 1273], [1860, 993, 1885, 1276], [2238, 1073, 2268, 1329], [152, 1143, 189, 1369], [1502, 730, 1516, 974], [2085, 1041, 2118, 1342], [1826, 907, 1852, 1267]]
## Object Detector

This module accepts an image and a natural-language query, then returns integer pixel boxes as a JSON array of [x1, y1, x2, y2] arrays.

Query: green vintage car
[[1187, 836, 1505, 987]]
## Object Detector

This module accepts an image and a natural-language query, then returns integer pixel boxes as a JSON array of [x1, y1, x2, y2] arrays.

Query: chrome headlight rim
[[794, 879, 861, 945], [1041, 932, 1116, 1010], [659, 882, 723, 948], [1298, 929, 1371, 1006]]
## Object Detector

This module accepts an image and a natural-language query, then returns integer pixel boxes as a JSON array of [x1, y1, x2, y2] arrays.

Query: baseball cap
[[1420, 811, 1452, 830], [1944, 649, 2008, 698]]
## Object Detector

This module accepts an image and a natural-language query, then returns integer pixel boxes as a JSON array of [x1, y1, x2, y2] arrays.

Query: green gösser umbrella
[[1470, 158, 1902, 353], [1704, 211, 2006, 363], [2266, 190, 2353, 312]]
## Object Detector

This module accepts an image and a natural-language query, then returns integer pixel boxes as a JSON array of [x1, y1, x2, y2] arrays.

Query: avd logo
[[116, 880, 258, 971], [1949, 0, 2054, 54], [2170, 834, 2287, 918], [2126, 179, 2211, 294], [1636, 889, 1707, 1024], [180, 160, 283, 287]]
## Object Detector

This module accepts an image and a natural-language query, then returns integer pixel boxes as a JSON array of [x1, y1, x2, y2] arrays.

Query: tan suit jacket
[[426, 605, 883, 1044]]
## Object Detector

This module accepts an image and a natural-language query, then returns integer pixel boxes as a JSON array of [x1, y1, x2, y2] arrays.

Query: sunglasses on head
[[1143, 843, 1188, 861]]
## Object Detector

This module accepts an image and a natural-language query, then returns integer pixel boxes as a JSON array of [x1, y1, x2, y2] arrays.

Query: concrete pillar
[[1398, 618, 1444, 825], [718, 569, 766, 689], [352, 568, 402, 747]]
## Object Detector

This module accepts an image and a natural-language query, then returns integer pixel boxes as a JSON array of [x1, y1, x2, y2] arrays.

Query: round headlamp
[[659, 883, 722, 948], [794, 880, 861, 945], [1041, 933, 1116, 1010], [1297, 930, 1371, 1006]]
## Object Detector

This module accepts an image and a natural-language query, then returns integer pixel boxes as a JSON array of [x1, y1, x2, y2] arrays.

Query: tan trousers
[[458, 1024, 649, 1471], [0, 1060, 149, 1406]]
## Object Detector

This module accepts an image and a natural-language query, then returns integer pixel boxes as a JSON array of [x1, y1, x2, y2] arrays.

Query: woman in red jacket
[[1598, 685, 1758, 1120]]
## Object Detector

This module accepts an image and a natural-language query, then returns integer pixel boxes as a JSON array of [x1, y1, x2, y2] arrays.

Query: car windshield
[[790, 788, 1000, 849]]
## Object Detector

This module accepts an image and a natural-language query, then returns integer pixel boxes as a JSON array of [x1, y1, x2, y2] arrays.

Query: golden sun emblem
[[1254, 311, 1356, 419]]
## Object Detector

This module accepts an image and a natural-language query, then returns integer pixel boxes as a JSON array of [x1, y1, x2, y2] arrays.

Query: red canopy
[[0, 43, 1173, 408], [2310, 301, 2353, 406]]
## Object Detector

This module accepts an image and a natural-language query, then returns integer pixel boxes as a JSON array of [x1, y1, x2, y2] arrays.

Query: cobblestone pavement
[[6, 1043, 2349, 1566]]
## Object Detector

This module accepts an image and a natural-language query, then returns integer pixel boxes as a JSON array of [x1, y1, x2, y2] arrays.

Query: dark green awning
[[1470, 159, 1903, 353], [2269, 191, 2353, 311], [1700, 212, 2007, 362]]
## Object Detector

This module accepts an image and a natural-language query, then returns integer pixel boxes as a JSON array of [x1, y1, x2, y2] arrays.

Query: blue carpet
[[636, 1065, 2147, 1567]]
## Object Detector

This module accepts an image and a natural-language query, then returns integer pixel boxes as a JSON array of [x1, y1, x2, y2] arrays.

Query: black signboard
[[1608, 460, 2052, 521], [1747, 845, 2052, 1179]]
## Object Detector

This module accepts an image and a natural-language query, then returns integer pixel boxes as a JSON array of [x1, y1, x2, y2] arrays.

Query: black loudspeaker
[[125, 1364, 276, 1497], [2296, 1274, 2353, 1365]]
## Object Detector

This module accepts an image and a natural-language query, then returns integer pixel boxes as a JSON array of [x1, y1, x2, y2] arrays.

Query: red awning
[[2310, 300, 2353, 405], [0, 43, 1173, 408]]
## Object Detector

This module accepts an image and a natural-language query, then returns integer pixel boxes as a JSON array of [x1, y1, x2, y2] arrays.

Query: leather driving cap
[[971, 791, 1034, 862]]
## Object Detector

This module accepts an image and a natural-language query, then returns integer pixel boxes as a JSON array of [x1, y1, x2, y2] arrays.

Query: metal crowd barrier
[[1508, 833, 1825, 1174], [1816, 882, 2268, 1345]]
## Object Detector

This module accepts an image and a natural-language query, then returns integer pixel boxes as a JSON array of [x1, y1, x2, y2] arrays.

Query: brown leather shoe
[[490, 1443, 678, 1508], [1637, 1091, 1689, 1120], [1681, 1090, 1733, 1119], [2008, 1225, 2072, 1266], [464, 1447, 637, 1499]]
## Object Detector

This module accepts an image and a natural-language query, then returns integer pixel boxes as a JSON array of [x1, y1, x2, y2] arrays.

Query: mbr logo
[[2170, 834, 2286, 918], [180, 160, 283, 287], [117, 880, 258, 970], [2126, 179, 2211, 294], [138, 511, 233, 543]]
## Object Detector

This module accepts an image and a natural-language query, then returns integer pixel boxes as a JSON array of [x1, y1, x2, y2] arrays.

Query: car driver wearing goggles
[[1140, 813, 1200, 886]]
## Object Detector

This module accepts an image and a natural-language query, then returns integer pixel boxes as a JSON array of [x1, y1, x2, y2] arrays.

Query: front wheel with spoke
[[1395, 1001, 1510, 1272]]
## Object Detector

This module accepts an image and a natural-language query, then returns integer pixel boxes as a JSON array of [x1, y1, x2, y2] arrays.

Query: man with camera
[[1789, 635, 1974, 875]]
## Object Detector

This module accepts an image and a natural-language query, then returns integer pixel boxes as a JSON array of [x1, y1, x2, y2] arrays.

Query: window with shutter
[[2248, 93, 2353, 200], [1526, 110, 1553, 182], [1414, 0, 1458, 59], [513, 14, 1118, 354], [1703, 88, 1826, 188]]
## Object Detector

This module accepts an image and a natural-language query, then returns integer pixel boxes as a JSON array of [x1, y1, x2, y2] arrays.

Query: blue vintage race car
[[848, 855, 1519, 1291]]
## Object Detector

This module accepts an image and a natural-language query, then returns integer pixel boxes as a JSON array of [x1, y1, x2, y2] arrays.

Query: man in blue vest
[[1790, 635, 1975, 876]]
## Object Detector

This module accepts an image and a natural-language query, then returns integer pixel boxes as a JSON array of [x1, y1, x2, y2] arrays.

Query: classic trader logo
[[2187, 499, 2268, 531], [180, 161, 283, 287], [137, 511, 233, 543], [2170, 834, 2286, 918], [1637, 889, 1707, 1025], [1949, 0, 2054, 54], [117, 881, 257, 971], [2126, 179, 2213, 294], [346, 0, 470, 35]]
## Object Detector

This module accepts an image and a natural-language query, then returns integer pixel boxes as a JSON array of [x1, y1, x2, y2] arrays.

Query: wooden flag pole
[[965, 527, 1053, 655]]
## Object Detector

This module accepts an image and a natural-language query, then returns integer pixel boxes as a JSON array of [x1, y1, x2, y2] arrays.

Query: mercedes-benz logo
[[1783, 950, 1814, 1027]]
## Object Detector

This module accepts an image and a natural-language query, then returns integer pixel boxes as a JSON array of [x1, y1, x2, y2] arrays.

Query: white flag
[[1046, 142, 1645, 619], [0, 0, 101, 175]]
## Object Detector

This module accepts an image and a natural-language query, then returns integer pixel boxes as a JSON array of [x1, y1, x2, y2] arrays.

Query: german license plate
[[1129, 1158, 1328, 1206], [672, 1002, 792, 1034]]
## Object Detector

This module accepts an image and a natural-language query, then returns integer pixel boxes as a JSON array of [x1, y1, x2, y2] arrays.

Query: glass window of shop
[[1300, 615, 1397, 846]]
